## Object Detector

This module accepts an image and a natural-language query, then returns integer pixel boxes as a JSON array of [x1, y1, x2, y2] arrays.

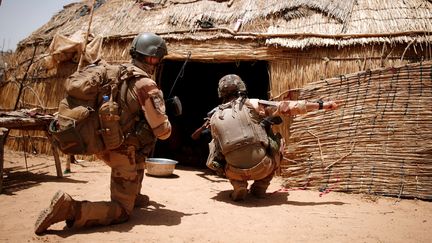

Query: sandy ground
[[0, 149, 431, 243]]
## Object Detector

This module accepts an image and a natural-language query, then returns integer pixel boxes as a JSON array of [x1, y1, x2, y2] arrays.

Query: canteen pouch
[[98, 97, 124, 150]]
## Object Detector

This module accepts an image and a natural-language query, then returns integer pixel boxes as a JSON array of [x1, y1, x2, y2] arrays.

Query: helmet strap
[[132, 58, 156, 75]]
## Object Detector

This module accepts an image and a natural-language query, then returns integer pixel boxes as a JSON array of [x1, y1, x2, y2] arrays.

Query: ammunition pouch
[[49, 112, 105, 155], [49, 97, 105, 155], [136, 119, 156, 155], [49, 119, 86, 155], [206, 139, 218, 170], [266, 131, 283, 169]]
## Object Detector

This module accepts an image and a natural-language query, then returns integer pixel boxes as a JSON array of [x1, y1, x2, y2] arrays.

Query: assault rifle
[[260, 115, 283, 128], [191, 107, 217, 140]]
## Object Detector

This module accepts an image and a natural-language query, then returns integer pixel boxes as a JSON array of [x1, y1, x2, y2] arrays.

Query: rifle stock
[[191, 120, 210, 140], [191, 107, 216, 140]]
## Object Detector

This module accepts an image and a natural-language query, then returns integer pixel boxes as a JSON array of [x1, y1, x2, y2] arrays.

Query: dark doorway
[[154, 60, 269, 168]]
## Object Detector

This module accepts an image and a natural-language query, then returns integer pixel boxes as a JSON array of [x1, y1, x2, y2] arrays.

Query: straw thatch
[[1, 0, 431, 199], [18, 0, 432, 52]]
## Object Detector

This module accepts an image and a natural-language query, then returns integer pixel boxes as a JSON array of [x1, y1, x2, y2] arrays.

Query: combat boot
[[249, 185, 267, 198], [134, 194, 150, 208], [229, 179, 248, 201], [230, 187, 248, 201], [250, 173, 273, 199], [34, 190, 76, 235]]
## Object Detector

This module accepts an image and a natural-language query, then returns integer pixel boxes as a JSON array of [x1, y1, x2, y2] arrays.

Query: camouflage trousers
[[225, 154, 277, 193], [71, 145, 146, 228]]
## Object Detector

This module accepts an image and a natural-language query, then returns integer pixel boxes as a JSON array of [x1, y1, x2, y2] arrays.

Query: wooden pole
[[45, 131, 63, 178], [13, 44, 37, 110], [0, 128, 8, 194], [64, 155, 74, 174], [77, 0, 96, 72]]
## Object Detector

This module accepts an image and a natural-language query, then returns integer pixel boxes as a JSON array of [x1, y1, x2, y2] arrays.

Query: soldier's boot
[[229, 180, 248, 201], [134, 194, 150, 208], [249, 184, 268, 198], [250, 170, 275, 198], [34, 190, 76, 235], [72, 201, 129, 228], [250, 176, 273, 198], [231, 187, 248, 201]]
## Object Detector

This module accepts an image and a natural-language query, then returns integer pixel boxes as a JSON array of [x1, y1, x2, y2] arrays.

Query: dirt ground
[[0, 149, 431, 243]]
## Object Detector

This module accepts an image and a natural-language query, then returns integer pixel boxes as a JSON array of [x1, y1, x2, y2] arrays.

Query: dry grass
[[17, 0, 432, 50]]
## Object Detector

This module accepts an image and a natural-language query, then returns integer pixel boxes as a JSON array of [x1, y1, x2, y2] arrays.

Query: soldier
[[35, 33, 172, 234], [207, 74, 339, 201]]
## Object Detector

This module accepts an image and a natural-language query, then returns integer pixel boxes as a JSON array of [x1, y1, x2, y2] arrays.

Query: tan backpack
[[210, 99, 268, 156], [49, 60, 126, 155]]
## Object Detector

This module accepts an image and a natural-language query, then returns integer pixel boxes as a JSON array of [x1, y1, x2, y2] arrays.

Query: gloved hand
[[260, 116, 282, 128]]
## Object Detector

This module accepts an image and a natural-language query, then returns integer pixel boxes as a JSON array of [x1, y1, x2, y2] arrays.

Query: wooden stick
[[77, 0, 96, 71], [13, 44, 38, 110], [45, 131, 63, 178], [103, 29, 432, 41], [306, 130, 325, 165], [64, 155, 74, 174], [0, 128, 8, 194], [325, 142, 356, 170]]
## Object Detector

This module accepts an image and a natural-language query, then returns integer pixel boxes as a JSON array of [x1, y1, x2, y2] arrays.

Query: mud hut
[[1, 0, 431, 199]]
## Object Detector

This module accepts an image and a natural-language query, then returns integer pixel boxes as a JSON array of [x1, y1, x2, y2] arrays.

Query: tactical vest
[[210, 98, 268, 168], [117, 64, 156, 156]]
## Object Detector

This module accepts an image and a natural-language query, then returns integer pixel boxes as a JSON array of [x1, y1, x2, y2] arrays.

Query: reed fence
[[281, 61, 432, 200]]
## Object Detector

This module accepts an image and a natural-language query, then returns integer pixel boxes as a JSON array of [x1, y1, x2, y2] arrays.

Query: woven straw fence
[[281, 61, 432, 200]]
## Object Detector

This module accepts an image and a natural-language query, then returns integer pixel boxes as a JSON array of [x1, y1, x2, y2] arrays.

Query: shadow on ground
[[1, 164, 88, 195], [211, 189, 346, 207], [43, 200, 204, 237]]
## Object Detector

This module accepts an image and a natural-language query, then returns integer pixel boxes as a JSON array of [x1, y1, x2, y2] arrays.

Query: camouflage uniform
[[209, 97, 309, 201], [35, 62, 171, 233], [83, 63, 171, 227]]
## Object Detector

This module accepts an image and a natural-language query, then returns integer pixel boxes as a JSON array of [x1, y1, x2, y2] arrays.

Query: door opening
[[154, 60, 269, 168]]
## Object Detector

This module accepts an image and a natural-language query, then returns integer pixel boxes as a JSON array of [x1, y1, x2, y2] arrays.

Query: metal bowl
[[145, 158, 178, 176]]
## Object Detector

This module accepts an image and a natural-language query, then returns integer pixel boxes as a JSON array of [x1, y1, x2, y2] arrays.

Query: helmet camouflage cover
[[217, 74, 246, 98], [130, 32, 168, 59]]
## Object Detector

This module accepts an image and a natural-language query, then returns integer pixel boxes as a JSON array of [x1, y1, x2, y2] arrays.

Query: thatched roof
[[18, 0, 432, 50], [0, 52, 8, 82]]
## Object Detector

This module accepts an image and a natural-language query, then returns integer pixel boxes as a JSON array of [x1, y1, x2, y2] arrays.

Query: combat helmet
[[217, 74, 247, 99], [130, 32, 168, 59]]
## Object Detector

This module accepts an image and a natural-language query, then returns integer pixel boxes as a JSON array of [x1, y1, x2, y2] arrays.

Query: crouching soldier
[[207, 74, 340, 201]]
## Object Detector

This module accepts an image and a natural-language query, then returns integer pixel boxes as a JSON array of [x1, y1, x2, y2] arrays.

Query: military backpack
[[49, 60, 128, 155], [210, 99, 268, 156]]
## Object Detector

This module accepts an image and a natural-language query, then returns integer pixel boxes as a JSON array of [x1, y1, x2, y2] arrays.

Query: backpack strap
[[118, 64, 150, 133], [119, 64, 150, 81]]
